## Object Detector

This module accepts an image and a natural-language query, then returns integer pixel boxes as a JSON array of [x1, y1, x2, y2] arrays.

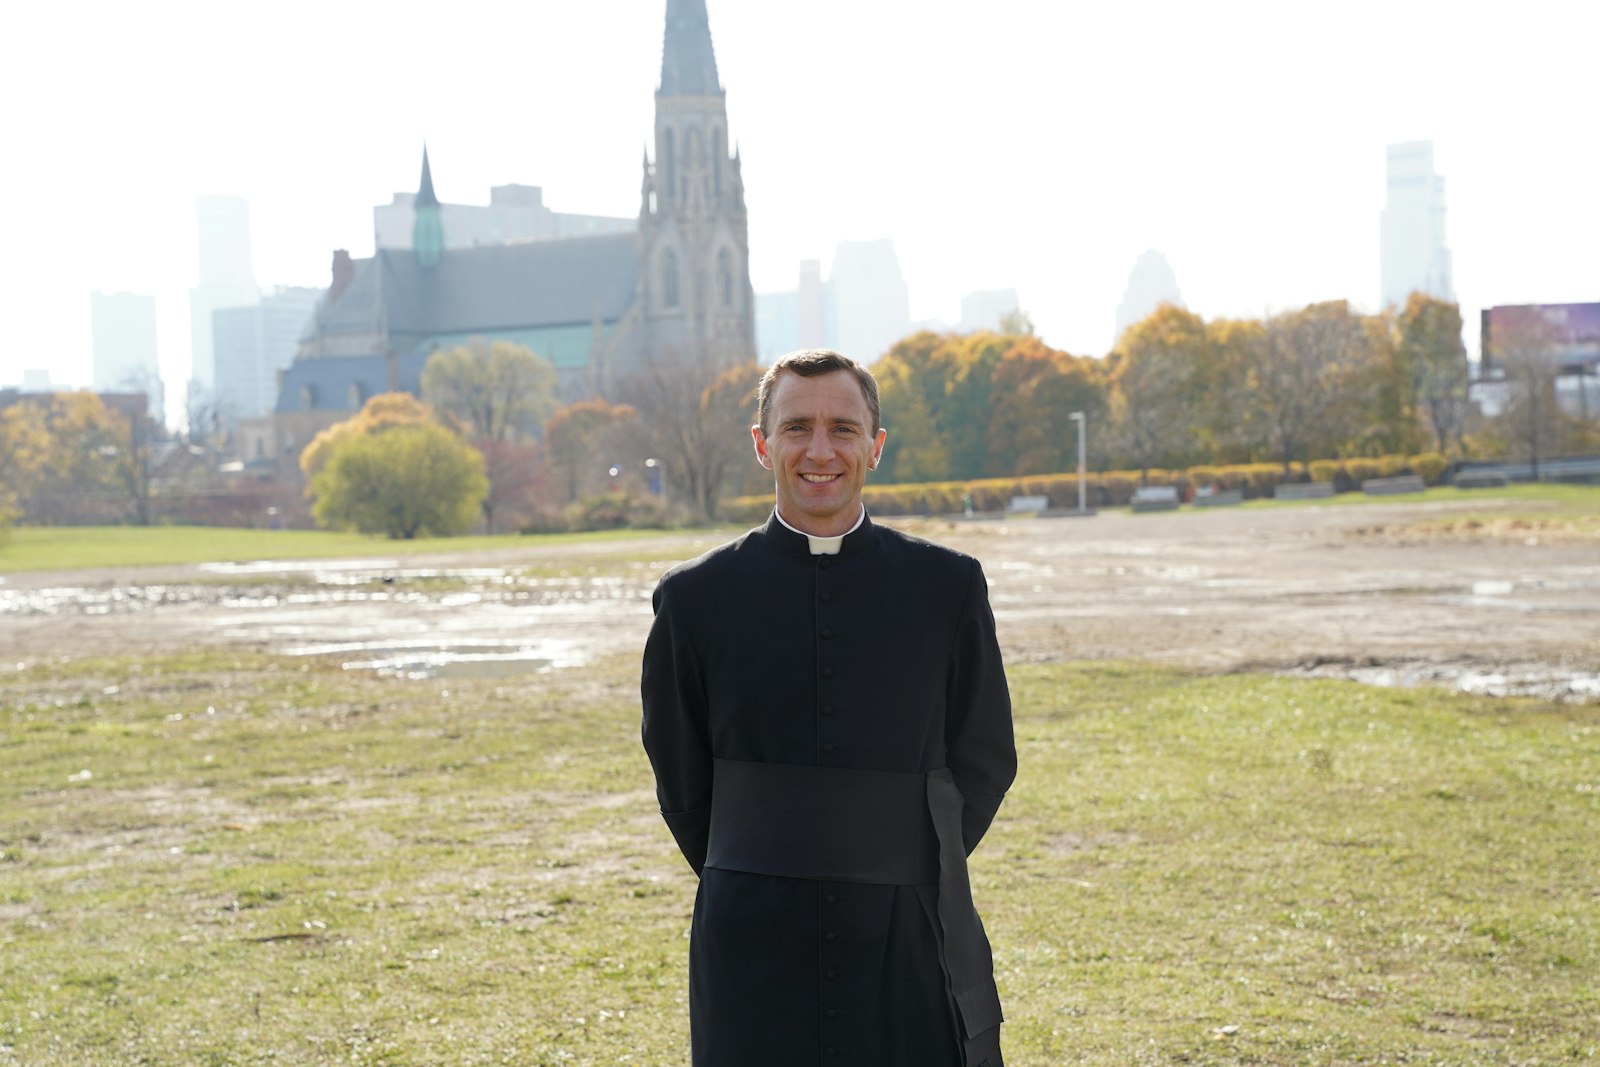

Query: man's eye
[[833, 426, 858, 435]]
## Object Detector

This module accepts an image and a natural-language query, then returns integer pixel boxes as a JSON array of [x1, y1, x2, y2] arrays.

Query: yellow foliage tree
[[299, 392, 431, 481], [309, 421, 488, 538]]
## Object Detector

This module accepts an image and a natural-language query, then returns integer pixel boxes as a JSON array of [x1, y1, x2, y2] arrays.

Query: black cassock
[[642, 512, 1016, 1067]]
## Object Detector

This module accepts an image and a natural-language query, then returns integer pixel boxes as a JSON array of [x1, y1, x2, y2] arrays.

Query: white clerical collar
[[774, 505, 865, 555]]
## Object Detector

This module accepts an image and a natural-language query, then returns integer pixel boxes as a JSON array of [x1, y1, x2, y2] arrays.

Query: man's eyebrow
[[777, 415, 865, 427]]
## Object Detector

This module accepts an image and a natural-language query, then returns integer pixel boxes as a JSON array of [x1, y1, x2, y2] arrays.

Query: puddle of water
[[199, 559, 401, 575], [286, 638, 585, 680], [1289, 662, 1600, 704]]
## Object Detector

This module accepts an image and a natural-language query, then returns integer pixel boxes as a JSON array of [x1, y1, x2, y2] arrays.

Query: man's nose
[[805, 427, 835, 459]]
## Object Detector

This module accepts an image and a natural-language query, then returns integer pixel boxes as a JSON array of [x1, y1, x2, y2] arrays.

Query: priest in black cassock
[[641, 349, 1016, 1067]]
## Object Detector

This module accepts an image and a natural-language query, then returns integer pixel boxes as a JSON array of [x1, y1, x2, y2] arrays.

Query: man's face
[[752, 370, 887, 538]]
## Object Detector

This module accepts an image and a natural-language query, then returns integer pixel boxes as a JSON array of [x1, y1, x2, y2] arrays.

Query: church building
[[245, 0, 755, 474]]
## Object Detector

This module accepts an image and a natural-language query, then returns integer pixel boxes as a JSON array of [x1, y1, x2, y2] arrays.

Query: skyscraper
[[212, 287, 323, 423], [1114, 249, 1184, 342], [190, 196, 258, 391], [1380, 141, 1453, 309], [828, 239, 910, 362], [90, 290, 163, 422], [959, 289, 1020, 333]]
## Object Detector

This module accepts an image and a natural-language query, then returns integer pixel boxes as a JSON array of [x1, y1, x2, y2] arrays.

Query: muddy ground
[[3, 498, 1598, 701]]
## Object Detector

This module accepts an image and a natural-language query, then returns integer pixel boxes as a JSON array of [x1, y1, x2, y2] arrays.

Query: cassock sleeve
[[640, 577, 713, 875], [945, 558, 1017, 855]]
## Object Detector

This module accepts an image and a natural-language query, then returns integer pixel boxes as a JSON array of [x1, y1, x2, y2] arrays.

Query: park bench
[[1130, 486, 1180, 512], [1007, 494, 1049, 514], [1454, 471, 1510, 489], [1273, 482, 1335, 501], [1363, 474, 1427, 495], [1193, 486, 1243, 507]]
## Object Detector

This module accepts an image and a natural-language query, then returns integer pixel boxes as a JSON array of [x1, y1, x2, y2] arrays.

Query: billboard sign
[[1480, 302, 1600, 375]]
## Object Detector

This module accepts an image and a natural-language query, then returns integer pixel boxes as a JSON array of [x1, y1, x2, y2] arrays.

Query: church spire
[[413, 145, 443, 268], [659, 0, 722, 96], [416, 145, 440, 209]]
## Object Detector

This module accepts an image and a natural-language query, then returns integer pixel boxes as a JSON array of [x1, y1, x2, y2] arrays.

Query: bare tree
[[1397, 293, 1469, 454], [1487, 307, 1563, 477], [546, 399, 640, 504], [616, 352, 762, 522]]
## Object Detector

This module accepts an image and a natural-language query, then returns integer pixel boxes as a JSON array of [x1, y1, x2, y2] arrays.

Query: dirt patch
[[4, 500, 1597, 700]]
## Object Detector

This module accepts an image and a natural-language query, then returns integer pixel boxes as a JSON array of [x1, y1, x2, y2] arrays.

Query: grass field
[[3, 653, 1596, 1065], [0, 525, 687, 575], [3, 485, 1596, 575]]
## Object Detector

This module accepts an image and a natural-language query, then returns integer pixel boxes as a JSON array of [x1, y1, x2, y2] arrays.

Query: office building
[[190, 195, 259, 390], [213, 287, 323, 423], [1380, 141, 1453, 308]]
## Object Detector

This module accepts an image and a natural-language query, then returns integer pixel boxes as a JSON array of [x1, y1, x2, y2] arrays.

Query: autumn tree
[[309, 421, 488, 538], [941, 333, 1008, 480], [1108, 304, 1209, 480], [1249, 301, 1383, 470], [616, 353, 762, 522], [874, 329, 1111, 483], [983, 337, 1106, 477], [1396, 293, 1469, 454], [1197, 317, 1264, 463], [300, 392, 431, 480], [421, 339, 558, 443], [545, 399, 640, 504], [0, 402, 50, 535], [875, 332, 957, 483]]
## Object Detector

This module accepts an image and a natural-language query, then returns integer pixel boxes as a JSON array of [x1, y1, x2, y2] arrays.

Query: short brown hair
[[755, 349, 881, 436]]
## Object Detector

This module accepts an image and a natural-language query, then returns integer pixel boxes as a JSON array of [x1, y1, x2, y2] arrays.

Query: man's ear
[[868, 427, 887, 470], [751, 424, 774, 470]]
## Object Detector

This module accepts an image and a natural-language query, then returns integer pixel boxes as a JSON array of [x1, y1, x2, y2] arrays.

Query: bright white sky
[[5, 0, 1597, 424]]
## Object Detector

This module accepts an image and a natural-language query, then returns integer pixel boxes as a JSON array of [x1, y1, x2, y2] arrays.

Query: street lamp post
[[1068, 411, 1087, 513]]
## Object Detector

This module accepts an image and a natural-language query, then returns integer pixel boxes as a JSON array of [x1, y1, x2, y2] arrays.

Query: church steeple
[[413, 145, 444, 268], [659, 0, 722, 97], [617, 0, 752, 377]]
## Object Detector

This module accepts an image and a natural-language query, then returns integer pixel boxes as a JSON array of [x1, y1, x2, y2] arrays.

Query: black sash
[[706, 758, 938, 884], [705, 758, 1004, 1061]]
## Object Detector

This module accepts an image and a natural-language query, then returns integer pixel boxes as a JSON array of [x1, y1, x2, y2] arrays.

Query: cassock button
[[821, 704, 835, 716], [825, 1048, 839, 1058], [825, 931, 837, 942], [822, 743, 837, 754], [824, 894, 839, 904], [821, 667, 834, 678], [820, 593, 833, 603], [825, 969, 838, 980], [825, 1009, 839, 1019], [821, 628, 833, 639]]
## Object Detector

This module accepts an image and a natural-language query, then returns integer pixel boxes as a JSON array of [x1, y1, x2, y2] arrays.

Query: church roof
[[274, 354, 411, 416], [311, 232, 639, 342], [660, 0, 722, 96]]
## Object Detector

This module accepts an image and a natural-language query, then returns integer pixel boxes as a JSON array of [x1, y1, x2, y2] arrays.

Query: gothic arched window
[[662, 130, 676, 210], [712, 127, 724, 202], [663, 248, 681, 309]]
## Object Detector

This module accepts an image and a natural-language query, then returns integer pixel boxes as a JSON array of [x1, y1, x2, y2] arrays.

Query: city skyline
[[6, 0, 1596, 424]]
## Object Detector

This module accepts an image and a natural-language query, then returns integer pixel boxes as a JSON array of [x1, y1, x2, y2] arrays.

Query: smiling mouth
[[800, 473, 841, 483]]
